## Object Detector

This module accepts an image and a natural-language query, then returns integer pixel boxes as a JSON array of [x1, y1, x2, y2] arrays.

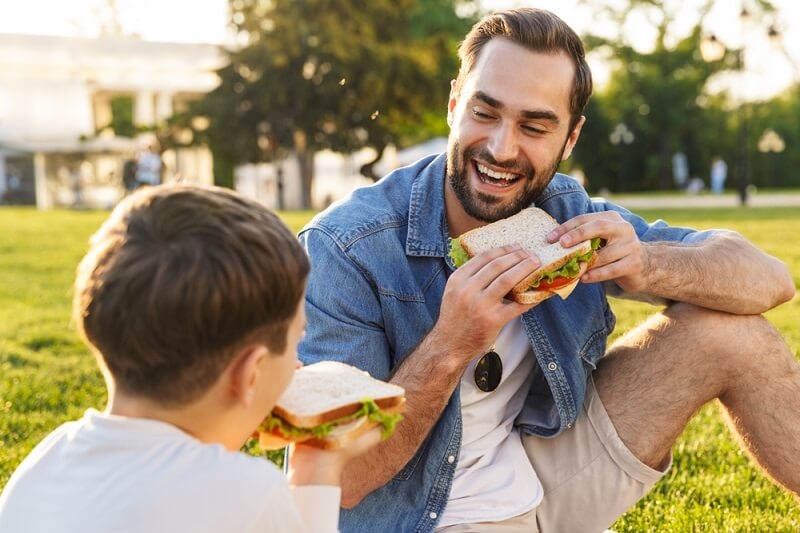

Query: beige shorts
[[437, 377, 671, 533]]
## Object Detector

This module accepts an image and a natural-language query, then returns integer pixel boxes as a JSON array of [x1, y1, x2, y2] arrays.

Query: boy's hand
[[287, 426, 383, 486]]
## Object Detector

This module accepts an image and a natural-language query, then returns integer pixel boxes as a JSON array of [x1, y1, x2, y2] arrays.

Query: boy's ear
[[229, 344, 269, 407]]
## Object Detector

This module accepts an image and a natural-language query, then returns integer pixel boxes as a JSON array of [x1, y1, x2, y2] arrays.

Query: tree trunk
[[360, 144, 386, 182], [293, 130, 314, 209], [658, 130, 671, 190], [298, 150, 314, 210]]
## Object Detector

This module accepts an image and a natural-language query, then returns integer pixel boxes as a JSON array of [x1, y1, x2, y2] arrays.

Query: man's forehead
[[461, 38, 574, 117]]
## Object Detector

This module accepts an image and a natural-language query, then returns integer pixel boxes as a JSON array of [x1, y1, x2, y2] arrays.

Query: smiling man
[[298, 8, 799, 533]]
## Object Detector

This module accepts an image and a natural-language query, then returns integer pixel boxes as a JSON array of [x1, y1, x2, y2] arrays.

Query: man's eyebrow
[[472, 91, 560, 124]]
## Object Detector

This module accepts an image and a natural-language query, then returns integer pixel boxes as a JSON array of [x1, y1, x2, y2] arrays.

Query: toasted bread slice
[[273, 361, 405, 429], [458, 208, 593, 301]]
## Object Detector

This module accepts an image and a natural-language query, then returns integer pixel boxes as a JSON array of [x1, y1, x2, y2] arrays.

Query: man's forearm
[[639, 233, 795, 314], [339, 327, 468, 508]]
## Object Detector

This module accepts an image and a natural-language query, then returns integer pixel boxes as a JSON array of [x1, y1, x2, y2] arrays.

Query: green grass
[[1, 204, 798, 531]]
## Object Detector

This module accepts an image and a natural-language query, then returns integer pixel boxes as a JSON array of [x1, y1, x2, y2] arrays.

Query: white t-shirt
[[0, 409, 340, 533], [438, 318, 542, 528]]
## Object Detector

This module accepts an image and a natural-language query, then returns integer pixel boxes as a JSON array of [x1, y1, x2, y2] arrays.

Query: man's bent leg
[[594, 303, 800, 497], [523, 377, 667, 532]]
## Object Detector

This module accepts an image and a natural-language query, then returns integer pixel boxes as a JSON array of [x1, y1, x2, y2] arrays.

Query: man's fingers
[[581, 241, 643, 283], [548, 212, 626, 248], [466, 247, 540, 296]]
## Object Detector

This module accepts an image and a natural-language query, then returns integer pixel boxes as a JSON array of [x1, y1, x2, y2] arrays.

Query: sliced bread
[[273, 361, 405, 428]]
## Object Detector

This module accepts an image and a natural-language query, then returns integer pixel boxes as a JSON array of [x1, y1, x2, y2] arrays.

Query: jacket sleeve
[[297, 226, 395, 381]]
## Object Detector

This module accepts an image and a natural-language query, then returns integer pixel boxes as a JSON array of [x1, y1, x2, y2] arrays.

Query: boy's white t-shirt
[[0, 409, 340, 533]]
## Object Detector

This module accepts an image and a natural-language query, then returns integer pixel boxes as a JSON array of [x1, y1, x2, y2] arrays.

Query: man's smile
[[473, 161, 523, 188]]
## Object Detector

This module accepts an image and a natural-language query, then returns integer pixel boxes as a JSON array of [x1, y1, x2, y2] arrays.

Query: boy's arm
[[290, 486, 341, 533]]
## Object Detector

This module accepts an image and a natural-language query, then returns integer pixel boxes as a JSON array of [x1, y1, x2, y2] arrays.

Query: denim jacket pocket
[[578, 327, 608, 370]]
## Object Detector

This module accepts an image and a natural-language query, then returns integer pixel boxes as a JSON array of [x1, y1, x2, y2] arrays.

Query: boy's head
[[73, 184, 310, 407]]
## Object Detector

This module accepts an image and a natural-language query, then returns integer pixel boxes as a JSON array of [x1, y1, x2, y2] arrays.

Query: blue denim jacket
[[297, 154, 713, 533]]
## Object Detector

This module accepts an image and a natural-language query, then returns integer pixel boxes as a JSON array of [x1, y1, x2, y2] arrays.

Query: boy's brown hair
[[73, 184, 310, 406], [454, 7, 593, 131]]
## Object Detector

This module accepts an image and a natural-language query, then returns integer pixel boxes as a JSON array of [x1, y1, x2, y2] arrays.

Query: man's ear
[[229, 344, 269, 407], [561, 115, 586, 161], [447, 79, 458, 127]]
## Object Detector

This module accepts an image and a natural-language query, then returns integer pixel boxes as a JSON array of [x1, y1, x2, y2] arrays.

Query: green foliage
[[572, 0, 799, 194], [1, 205, 799, 531], [103, 96, 136, 138], [185, 0, 476, 203]]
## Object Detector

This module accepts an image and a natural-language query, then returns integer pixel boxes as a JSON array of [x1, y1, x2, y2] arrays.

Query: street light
[[757, 128, 785, 188], [609, 122, 634, 193], [700, 3, 782, 206]]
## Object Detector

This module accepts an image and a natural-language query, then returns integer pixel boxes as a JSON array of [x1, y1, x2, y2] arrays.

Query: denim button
[[429, 512, 438, 519], [547, 362, 557, 371], [447, 455, 455, 463]]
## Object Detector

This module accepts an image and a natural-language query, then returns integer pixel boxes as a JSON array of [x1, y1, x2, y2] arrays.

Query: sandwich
[[256, 361, 406, 450], [449, 207, 601, 305]]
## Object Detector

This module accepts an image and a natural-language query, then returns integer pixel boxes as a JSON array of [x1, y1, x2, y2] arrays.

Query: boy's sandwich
[[256, 361, 406, 450], [449, 207, 601, 305]]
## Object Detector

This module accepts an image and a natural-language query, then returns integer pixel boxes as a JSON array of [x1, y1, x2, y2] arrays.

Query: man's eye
[[472, 108, 494, 119], [522, 125, 546, 135]]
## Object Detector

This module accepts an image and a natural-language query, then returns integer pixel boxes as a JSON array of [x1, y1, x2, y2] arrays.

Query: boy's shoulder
[[1, 411, 292, 531]]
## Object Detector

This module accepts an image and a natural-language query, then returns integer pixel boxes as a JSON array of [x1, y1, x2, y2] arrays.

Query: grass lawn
[[1, 204, 798, 531]]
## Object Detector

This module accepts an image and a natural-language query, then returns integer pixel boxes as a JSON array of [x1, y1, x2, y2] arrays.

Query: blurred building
[[0, 33, 223, 208]]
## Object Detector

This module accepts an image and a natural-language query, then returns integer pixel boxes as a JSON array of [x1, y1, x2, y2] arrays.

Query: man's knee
[[662, 303, 787, 367]]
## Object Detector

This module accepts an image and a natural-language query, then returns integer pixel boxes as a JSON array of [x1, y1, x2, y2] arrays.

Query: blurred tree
[[181, 0, 476, 205], [573, 0, 735, 193], [101, 96, 136, 138]]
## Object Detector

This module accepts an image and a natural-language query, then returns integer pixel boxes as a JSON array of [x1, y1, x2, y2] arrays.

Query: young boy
[[0, 184, 380, 532]]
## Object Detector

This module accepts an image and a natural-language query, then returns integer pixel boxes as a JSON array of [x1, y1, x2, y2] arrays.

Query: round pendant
[[474, 350, 503, 392]]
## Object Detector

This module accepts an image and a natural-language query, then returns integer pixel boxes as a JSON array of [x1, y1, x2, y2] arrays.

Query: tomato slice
[[535, 275, 576, 291]]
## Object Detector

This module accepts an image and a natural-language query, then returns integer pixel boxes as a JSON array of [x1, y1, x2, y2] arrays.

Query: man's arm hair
[[634, 231, 794, 315], [339, 327, 467, 508]]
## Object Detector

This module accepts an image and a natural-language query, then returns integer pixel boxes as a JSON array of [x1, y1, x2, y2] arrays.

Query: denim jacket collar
[[406, 153, 450, 259]]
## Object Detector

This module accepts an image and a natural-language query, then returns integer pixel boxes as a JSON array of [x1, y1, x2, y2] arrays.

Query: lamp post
[[757, 129, 785, 188], [700, 3, 782, 206], [609, 122, 634, 193]]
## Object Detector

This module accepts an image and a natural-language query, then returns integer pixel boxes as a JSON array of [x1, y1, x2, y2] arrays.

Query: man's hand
[[435, 244, 540, 367], [547, 211, 647, 293]]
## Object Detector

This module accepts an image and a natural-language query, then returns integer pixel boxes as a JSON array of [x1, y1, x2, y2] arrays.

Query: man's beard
[[446, 140, 566, 223]]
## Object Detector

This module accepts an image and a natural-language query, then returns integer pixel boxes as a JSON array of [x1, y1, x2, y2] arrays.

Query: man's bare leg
[[594, 302, 800, 496]]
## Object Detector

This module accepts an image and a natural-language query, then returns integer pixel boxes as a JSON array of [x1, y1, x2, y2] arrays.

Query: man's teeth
[[477, 163, 516, 181]]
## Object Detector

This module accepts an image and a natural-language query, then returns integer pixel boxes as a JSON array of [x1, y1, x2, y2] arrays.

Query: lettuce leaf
[[448, 238, 470, 268], [259, 398, 404, 442], [529, 237, 601, 289], [449, 235, 602, 291]]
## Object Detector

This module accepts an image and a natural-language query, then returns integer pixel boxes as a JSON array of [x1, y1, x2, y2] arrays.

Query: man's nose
[[487, 123, 519, 162]]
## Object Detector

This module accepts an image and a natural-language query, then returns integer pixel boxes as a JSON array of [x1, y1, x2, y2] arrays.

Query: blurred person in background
[[710, 156, 727, 194], [135, 145, 162, 187]]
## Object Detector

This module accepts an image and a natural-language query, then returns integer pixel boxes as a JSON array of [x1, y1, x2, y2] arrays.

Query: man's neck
[[444, 180, 485, 238]]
